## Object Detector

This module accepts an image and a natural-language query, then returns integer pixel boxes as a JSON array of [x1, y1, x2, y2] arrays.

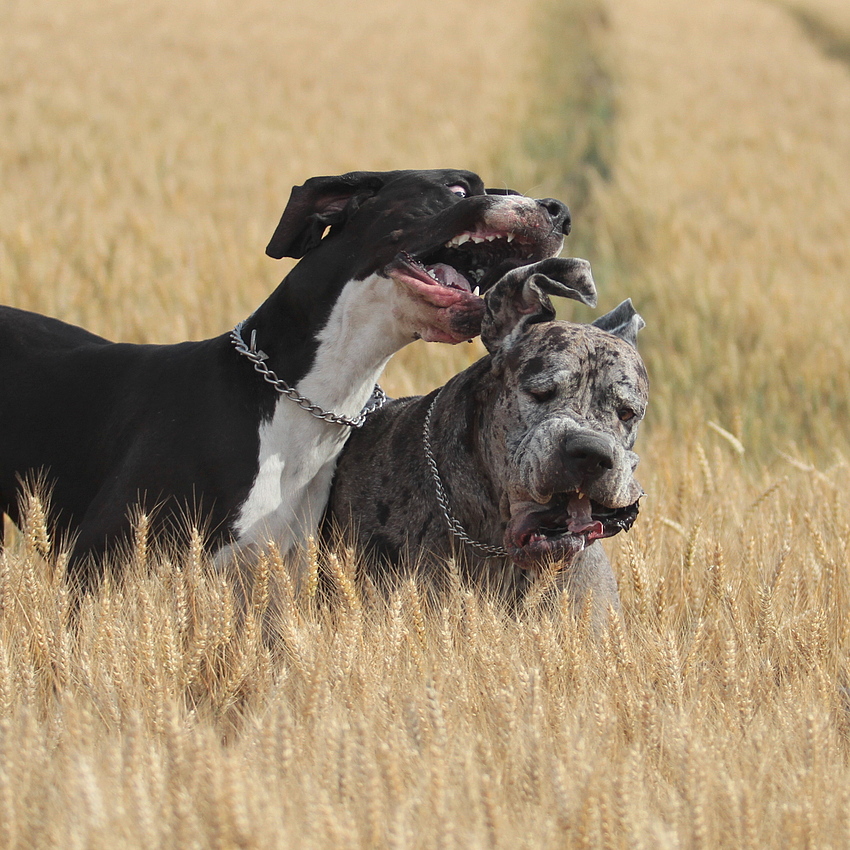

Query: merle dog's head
[[478, 262, 649, 571], [265, 169, 571, 344]]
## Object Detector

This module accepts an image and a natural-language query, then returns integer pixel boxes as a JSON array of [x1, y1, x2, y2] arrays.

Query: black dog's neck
[[233, 260, 406, 424], [238, 266, 337, 388]]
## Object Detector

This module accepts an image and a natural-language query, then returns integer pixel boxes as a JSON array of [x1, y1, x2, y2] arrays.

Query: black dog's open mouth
[[384, 199, 562, 310], [418, 227, 542, 291], [382, 198, 567, 343], [389, 230, 540, 300], [507, 492, 640, 570]]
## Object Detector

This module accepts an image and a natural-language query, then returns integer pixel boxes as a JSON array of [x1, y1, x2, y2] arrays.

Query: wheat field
[[2, 0, 850, 846]]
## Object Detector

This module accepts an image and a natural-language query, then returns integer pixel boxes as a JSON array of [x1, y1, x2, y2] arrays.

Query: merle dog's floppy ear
[[481, 257, 597, 354], [266, 172, 387, 259], [592, 299, 645, 348]]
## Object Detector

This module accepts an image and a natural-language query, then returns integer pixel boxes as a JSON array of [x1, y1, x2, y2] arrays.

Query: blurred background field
[[2, 0, 850, 845]]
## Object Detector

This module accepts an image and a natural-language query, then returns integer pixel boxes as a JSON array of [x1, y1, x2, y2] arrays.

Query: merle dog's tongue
[[428, 263, 471, 292], [566, 494, 605, 539]]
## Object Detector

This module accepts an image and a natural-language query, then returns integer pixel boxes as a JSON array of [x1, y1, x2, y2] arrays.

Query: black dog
[[0, 169, 571, 586]]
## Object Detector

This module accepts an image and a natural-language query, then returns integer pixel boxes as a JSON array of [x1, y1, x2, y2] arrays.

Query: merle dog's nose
[[562, 433, 615, 481], [537, 198, 571, 235]]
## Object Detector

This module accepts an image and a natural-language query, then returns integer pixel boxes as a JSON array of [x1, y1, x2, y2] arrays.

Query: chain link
[[422, 392, 509, 558], [230, 320, 388, 428]]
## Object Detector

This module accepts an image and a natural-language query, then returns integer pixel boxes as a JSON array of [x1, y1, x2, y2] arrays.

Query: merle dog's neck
[[427, 359, 507, 533]]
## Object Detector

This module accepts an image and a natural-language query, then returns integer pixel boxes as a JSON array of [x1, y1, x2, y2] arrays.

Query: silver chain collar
[[230, 320, 388, 428], [422, 391, 509, 558]]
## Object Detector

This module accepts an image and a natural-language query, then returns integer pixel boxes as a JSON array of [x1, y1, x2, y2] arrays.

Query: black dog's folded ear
[[482, 257, 597, 354], [592, 299, 645, 348], [266, 172, 387, 259]]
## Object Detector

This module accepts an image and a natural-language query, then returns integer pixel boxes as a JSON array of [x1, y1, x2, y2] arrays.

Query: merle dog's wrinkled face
[[479, 266, 648, 571], [265, 169, 572, 344]]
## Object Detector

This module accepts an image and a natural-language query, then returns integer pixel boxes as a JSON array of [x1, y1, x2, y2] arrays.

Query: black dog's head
[[265, 169, 571, 344]]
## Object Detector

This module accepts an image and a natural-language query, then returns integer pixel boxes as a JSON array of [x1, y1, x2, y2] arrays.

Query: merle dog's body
[[0, 169, 571, 586], [328, 261, 648, 620]]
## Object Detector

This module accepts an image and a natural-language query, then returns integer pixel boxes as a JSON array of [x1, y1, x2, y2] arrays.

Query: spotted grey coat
[[327, 258, 648, 619]]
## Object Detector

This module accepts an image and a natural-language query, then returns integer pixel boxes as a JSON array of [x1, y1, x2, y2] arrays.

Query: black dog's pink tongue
[[427, 263, 471, 292], [567, 494, 605, 540]]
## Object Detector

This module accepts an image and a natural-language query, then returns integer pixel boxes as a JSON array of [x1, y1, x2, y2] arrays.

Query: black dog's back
[[0, 306, 113, 531], [0, 305, 260, 575]]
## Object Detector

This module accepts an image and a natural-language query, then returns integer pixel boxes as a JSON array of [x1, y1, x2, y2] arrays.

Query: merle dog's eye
[[447, 184, 468, 198], [527, 387, 557, 403], [618, 406, 637, 422]]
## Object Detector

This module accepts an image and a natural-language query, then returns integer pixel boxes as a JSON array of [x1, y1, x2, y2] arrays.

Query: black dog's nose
[[562, 433, 615, 480], [537, 198, 571, 235]]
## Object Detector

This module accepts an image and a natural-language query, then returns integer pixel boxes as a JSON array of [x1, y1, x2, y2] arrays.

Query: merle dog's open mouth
[[507, 492, 640, 570]]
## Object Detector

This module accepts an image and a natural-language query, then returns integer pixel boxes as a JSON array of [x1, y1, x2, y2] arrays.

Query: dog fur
[[0, 169, 572, 588], [327, 259, 648, 622]]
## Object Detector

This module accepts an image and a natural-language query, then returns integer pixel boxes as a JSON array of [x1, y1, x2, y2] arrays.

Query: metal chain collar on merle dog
[[230, 321, 388, 428], [423, 391, 509, 558]]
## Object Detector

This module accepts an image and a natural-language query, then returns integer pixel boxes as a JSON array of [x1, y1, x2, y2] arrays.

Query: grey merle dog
[[0, 169, 574, 589], [327, 259, 648, 621]]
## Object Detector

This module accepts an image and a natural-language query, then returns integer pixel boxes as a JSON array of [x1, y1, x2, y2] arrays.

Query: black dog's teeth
[[423, 242, 523, 287], [410, 232, 540, 295]]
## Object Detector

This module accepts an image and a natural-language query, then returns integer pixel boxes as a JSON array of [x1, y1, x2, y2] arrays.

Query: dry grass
[[0, 0, 541, 387], [584, 0, 850, 458], [3, 451, 850, 847], [2, 0, 850, 845], [787, 0, 850, 62]]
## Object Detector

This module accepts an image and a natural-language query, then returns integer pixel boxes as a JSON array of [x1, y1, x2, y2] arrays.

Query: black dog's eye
[[618, 406, 637, 422], [527, 387, 557, 403], [447, 184, 468, 198]]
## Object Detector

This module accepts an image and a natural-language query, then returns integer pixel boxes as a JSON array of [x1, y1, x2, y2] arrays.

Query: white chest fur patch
[[232, 403, 349, 555], [220, 272, 411, 563]]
